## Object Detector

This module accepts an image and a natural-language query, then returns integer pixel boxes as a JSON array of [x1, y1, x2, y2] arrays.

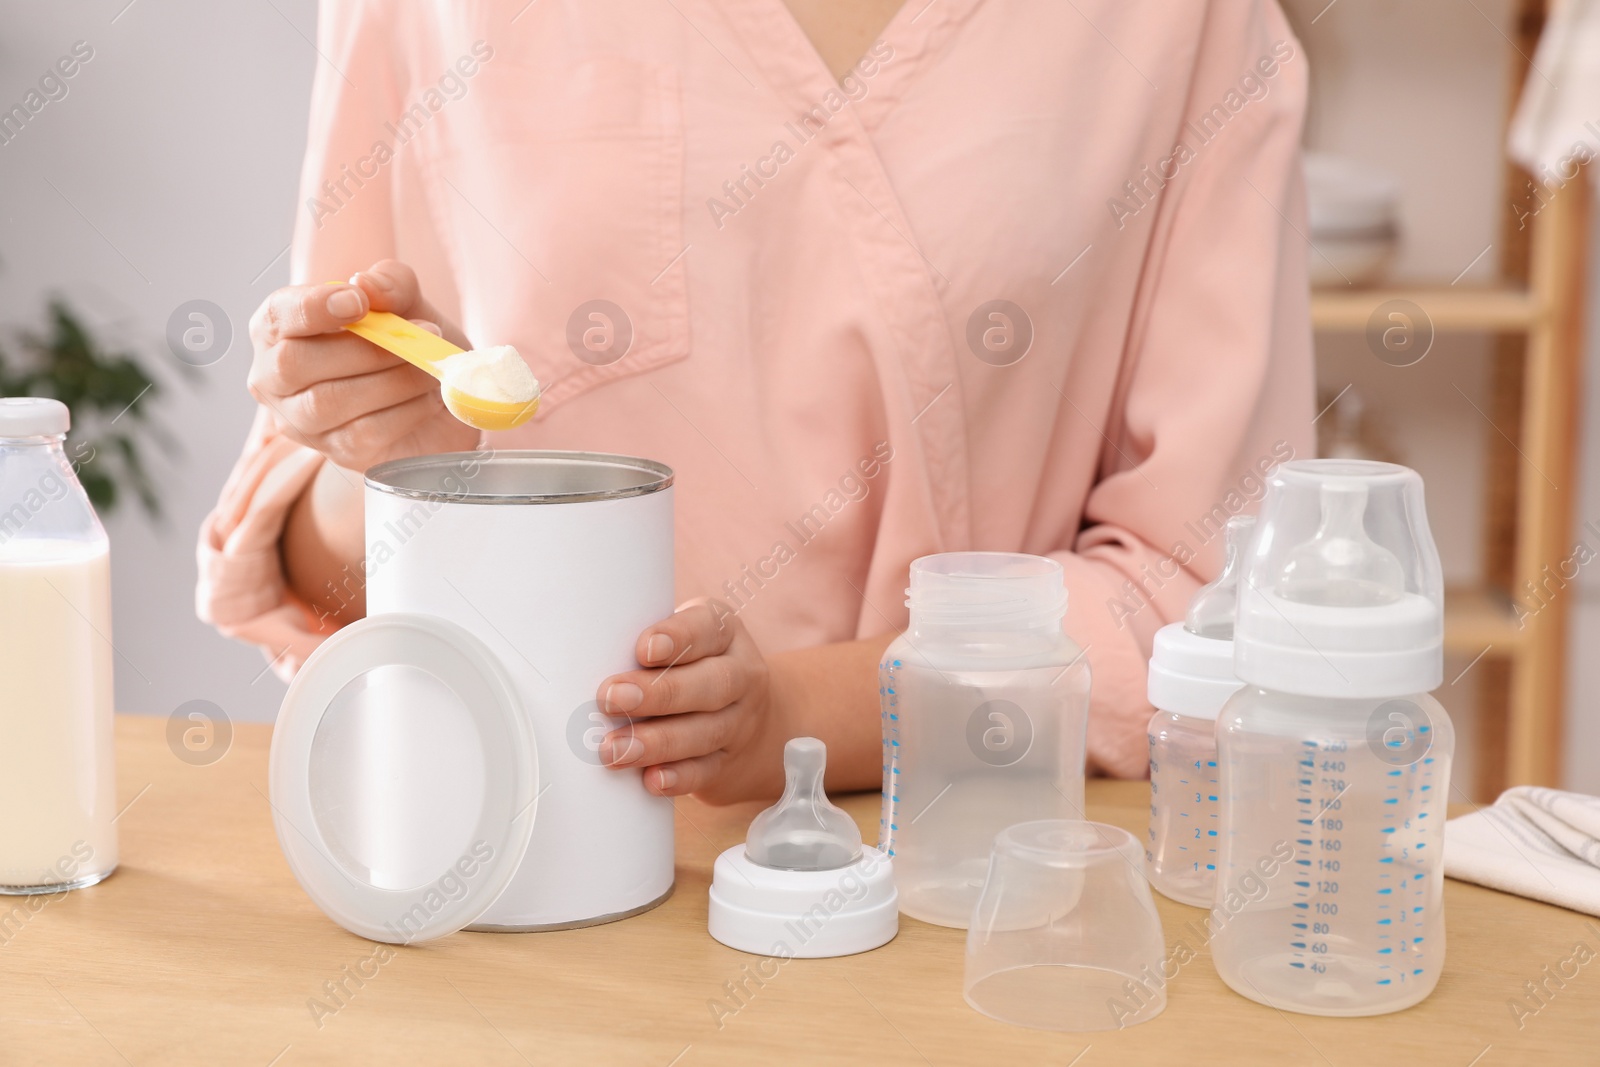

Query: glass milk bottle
[[0, 398, 118, 892], [1213, 460, 1451, 1016], [879, 552, 1090, 928], [1145, 515, 1250, 906]]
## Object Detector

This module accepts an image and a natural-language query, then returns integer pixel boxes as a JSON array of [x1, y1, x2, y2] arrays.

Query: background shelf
[[1311, 286, 1542, 332]]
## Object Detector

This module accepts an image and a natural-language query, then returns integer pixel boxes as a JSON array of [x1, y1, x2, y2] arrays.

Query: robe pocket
[[418, 55, 689, 408]]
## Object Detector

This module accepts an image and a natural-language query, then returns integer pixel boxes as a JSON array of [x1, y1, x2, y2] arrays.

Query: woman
[[198, 0, 1313, 803]]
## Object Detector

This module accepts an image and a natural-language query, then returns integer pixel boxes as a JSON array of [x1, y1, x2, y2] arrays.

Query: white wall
[[0, 0, 317, 724]]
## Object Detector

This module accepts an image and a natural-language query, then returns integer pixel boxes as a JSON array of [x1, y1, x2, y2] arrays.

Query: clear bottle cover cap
[[1185, 514, 1254, 640], [1235, 460, 1442, 697], [1277, 482, 1406, 607], [745, 737, 861, 871]]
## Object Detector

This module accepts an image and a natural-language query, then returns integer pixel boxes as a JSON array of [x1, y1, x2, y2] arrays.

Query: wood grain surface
[[0, 716, 1593, 1065]]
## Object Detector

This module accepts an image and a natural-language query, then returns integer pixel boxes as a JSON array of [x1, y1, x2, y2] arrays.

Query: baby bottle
[[1212, 460, 1452, 1016], [0, 398, 119, 892], [1145, 515, 1251, 906], [879, 552, 1090, 928]]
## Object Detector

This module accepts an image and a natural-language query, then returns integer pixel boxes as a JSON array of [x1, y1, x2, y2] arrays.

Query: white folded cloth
[[1507, 0, 1600, 188], [1445, 786, 1600, 917]]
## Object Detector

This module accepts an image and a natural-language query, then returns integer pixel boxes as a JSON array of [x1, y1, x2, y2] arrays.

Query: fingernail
[[654, 767, 678, 792], [604, 682, 643, 713], [604, 735, 644, 767], [327, 289, 364, 318], [352, 270, 395, 292], [645, 633, 674, 663]]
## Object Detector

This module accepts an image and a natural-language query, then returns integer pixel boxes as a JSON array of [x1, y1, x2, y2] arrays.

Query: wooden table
[[0, 717, 1594, 1065]]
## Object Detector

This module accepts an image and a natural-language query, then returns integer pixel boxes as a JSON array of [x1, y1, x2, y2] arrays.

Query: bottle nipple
[[1186, 515, 1254, 640], [1277, 482, 1405, 607], [745, 737, 862, 872]]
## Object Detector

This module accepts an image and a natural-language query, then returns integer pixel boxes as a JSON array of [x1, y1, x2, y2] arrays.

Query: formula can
[[269, 451, 675, 943]]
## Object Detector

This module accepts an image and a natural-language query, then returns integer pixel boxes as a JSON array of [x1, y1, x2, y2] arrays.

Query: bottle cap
[[1185, 514, 1253, 641], [708, 738, 897, 958], [1147, 624, 1240, 720], [0, 398, 70, 438], [1234, 460, 1442, 698], [1147, 516, 1251, 719]]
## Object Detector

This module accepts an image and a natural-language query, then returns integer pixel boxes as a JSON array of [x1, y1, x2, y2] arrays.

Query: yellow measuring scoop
[[341, 310, 539, 432]]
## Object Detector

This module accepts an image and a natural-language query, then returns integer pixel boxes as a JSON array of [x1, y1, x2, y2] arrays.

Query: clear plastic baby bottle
[[1145, 515, 1251, 907], [0, 398, 118, 892], [879, 552, 1090, 928], [1212, 460, 1452, 1016]]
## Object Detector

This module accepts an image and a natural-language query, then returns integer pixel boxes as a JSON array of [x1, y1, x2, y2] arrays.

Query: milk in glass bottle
[[1212, 460, 1450, 1016], [0, 398, 118, 892]]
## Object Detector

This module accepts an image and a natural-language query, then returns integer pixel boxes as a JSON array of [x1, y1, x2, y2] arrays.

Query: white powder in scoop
[[435, 345, 540, 405]]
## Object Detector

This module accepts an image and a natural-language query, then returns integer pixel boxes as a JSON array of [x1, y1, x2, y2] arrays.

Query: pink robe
[[197, 0, 1315, 776]]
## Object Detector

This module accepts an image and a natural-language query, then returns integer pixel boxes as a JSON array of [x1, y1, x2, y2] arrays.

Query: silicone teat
[[1186, 514, 1254, 640], [745, 738, 862, 872], [1277, 482, 1405, 607]]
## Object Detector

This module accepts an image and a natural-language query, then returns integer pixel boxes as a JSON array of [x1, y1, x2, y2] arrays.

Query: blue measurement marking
[[1378, 737, 1399, 987]]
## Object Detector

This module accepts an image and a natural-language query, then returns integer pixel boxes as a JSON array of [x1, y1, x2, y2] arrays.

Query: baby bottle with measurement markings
[[0, 398, 118, 893], [1145, 515, 1250, 906], [879, 553, 1090, 929], [1212, 460, 1452, 1016]]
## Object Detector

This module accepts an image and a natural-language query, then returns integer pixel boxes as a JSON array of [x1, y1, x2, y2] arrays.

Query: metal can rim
[[364, 449, 674, 505]]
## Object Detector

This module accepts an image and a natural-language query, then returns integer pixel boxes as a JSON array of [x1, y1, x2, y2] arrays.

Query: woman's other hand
[[596, 598, 773, 803]]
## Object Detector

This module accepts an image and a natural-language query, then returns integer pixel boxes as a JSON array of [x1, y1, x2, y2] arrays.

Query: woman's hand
[[247, 259, 479, 472], [596, 598, 772, 803]]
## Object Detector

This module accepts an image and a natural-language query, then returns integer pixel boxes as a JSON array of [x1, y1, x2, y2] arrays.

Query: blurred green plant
[[0, 299, 173, 518]]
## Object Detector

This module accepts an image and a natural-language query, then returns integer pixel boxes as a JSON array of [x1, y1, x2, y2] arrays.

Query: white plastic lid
[[1235, 460, 1443, 698], [0, 397, 69, 437], [1147, 623, 1240, 720], [269, 613, 539, 943]]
